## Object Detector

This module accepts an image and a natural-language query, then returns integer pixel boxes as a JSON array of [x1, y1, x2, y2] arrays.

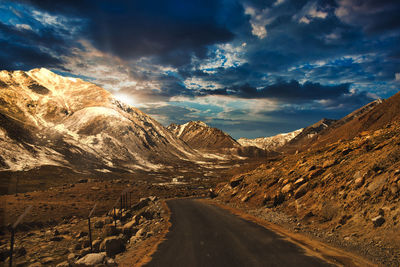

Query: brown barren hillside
[[168, 121, 240, 150], [214, 91, 400, 266], [308, 96, 398, 149]]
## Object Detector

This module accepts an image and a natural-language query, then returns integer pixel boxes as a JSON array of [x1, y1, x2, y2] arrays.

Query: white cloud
[[294, 2, 328, 24], [183, 77, 223, 90], [244, 5, 271, 39], [15, 24, 32, 31], [31, 9, 82, 36], [299, 17, 310, 24], [196, 43, 247, 73], [273, 0, 286, 6]]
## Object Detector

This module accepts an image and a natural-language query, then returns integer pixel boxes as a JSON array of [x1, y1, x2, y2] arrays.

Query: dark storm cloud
[[200, 80, 351, 102], [19, 0, 235, 66], [335, 0, 400, 35], [3, 0, 400, 138], [0, 40, 63, 70], [0, 22, 68, 70]]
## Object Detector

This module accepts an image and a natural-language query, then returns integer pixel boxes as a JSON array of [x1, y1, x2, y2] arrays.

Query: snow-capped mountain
[[0, 68, 200, 172], [237, 129, 303, 151]]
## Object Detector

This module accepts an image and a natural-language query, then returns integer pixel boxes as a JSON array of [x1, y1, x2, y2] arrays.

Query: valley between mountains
[[1, 69, 400, 266]]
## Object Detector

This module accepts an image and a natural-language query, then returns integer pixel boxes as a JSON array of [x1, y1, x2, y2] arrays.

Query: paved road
[[145, 199, 333, 267]]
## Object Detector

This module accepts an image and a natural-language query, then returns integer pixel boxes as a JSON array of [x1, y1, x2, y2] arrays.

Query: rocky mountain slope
[[281, 118, 337, 152], [214, 92, 400, 266], [0, 68, 200, 173], [284, 99, 383, 152], [168, 121, 241, 151], [168, 121, 269, 158], [237, 129, 303, 151]]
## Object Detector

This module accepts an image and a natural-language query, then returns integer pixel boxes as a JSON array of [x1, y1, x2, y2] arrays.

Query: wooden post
[[9, 205, 32, 267], [113, 207, 117, 227], [88, 203, 97, 252], [125, 193, 127, 209], [88, 217, 92, 252], [120, 195, 122, 213], [8, 227, 14, 267]]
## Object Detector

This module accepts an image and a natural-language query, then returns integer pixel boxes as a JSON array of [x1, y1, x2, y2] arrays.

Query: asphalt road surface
[[145, 199, 333, 267]]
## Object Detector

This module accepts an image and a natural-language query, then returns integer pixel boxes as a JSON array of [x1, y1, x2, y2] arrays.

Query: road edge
[[117, 200, 172, 267]]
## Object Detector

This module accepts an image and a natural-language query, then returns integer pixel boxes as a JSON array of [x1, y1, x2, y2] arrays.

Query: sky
[[0, 0, 399, 139]]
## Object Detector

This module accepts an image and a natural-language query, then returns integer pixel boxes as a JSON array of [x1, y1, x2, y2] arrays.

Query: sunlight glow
[[115, 93, 136, 106]]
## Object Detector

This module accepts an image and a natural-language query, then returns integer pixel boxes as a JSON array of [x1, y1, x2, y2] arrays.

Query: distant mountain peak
[[238, 129, 303, 151], [167, 121, 240, 151]]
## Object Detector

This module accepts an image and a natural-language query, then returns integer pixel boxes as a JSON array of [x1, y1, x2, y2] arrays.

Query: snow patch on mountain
[[237, 129, 303, 151]]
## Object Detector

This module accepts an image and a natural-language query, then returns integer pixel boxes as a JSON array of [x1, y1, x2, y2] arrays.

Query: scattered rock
[[99, 236, 125, 257], [94, 220, 104, 229], [208, 189, 217, 198], [104, 218, 113, 224], [372, 215, 385, 227], [67, 253, 76, 262], [294, 182, 309, 199], [308, 165, 316, 171], [55, 261, 69, 267], [92, 239, 102, 253], [122, 215, 139, 233], [339, 215, 352, 225], [78, 179, 88, 183], [76, 231, 88, 238], [81, 239, 91, 248], [273, 193, 285, 206], [50, 236, 63, 242], [281, 183, 293, 194], [354, 171, 365, 188], [294, 178, 306, 187], [241, 195, 250, 202], [139, 210, 154, 220], [75, 253, 106, 266], [79, 247, 92, 258], [322, 159, 336, 168], [28, 263, 42, 267], [103, 224, 118, 237], [105, 257, 117, 266], [149, 196, 158, 202], [390, 185, 398, 195], [41, 257, 55, 264], [91, 187, 100, 191], [230, 175, 244, 188], [135, 228, 146, 238], [132, 198, 150, 211], [308, 169, 324, 179]]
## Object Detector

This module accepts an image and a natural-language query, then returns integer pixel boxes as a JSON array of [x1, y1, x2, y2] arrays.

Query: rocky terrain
[[214, 93, 400, 266], [1, 193, 171, 267], [237, 128, 303, 151]]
